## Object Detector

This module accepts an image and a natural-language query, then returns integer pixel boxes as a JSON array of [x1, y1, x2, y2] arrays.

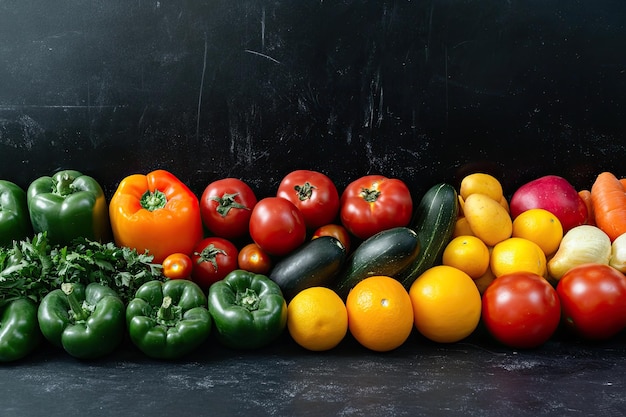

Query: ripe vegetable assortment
[[4, 167, 626, 362]]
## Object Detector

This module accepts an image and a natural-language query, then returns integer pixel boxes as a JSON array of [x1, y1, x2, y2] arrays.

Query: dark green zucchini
[[332, 226, 421, 299], [396, 182, 459, 290], [269, 236, 347, 301]]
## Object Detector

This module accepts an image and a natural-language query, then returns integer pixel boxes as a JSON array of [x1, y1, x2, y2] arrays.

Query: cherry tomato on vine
[[237, 242, 272, 275], [312, 224, 351, 253], [162, 253, 193, 280], [340, 174, 413, 240], [200, 178, 257, 239], [191, 237, 239, 290], [249, 197, 306, 256], [276, 170, 340, 230], [557, 263, 626, 341], [481, 272, 561, 349]]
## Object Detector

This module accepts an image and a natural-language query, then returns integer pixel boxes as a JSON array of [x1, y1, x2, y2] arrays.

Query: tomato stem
[[294, 182, 316, 201], [210, 192, 249, 217], [359, 187, 381, 202], [194, 244, 227, 269]]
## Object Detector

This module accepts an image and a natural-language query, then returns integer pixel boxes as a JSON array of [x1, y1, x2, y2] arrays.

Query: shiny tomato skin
[[482, 272, 561, 349], [249, 197, 307, 256], [557, 263, 626, 341], [237, 242, 272, 275], [191, 237, 239, 290], [277, 170, 340, 230], [200, 178, 257, 239], [312, 224, 351, 253], [340, 175, 413, 240], [162, 253, 193, 280]]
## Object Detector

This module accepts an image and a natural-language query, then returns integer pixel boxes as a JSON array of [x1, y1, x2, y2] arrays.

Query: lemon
[[287, 287, 348, 351], [512, 208, 563, 256], [490, 237, 547, 278]]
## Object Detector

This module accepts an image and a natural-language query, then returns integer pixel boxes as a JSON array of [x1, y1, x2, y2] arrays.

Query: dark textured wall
[[1, 1, 625, 199]]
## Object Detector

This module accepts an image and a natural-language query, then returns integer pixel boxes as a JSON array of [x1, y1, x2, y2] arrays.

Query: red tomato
[[312, 224, 351, 253], [162, 253, 193, 280], [557, 263, 626, 341], [340, 175, 413, 240], [249, 197, 307, 256], [200, 178, 257, 239], [276, 170, 340, 230], [481, 272, 561, 349], [191, 237, 239, 290], [237, 242, 272, 275]]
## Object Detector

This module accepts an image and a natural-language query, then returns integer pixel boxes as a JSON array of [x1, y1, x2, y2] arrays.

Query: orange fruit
[[442, 235, 490, 279], [473, 265, 496, 295], [409, 265, 482, 343], [453, 216, 474, 238], [512, 208, 563, 256], [490, 237, 547, 278], [287, 287, 348, 351], [463, 193, 513, 246], [460, 173, 504, 202], [346, 276, 414, 352]]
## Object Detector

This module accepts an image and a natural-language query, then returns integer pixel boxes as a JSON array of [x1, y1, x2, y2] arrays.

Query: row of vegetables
[[1, 167, 626, 362]]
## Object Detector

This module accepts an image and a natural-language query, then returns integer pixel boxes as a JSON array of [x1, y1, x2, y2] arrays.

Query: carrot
[[620, 178, 626, 190], [578, 189, 595, 226], [590, 171, 626, 241]]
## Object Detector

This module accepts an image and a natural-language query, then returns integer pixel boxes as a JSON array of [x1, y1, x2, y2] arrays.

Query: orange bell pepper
[[109, 170, 203, 263]]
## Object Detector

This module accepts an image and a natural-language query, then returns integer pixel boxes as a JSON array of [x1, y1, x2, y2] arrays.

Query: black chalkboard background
[[2, 0, 625, 200], [2, 2, 626, 416]]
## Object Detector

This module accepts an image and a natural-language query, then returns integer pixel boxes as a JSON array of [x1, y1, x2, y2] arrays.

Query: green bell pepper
[[126, 279, 211, 359], [0, 180, 32, 247], [208, 269, 287, 350], [37, 282, 125, 359], [27, 170, 111, 245], [0, 297, 42, 362]]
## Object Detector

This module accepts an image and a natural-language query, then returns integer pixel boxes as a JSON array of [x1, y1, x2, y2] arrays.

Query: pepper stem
[[210, 192, 249, 217], [235, 288, 260, 311], [140, 189, 168, 211], [54, 172, 77, 197], [61, 283, 89, 322], [156, 296, 182, 327]]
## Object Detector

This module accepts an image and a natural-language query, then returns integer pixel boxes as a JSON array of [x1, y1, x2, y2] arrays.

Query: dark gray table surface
[[2, 327, 625, 417]]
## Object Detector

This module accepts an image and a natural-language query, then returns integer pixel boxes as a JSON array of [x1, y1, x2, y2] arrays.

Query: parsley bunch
[[52, 238, 166, 304], [0, 233, 55, 306], [0, 233, 166, 306]]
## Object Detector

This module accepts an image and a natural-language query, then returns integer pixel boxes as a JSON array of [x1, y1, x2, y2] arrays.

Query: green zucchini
[[269, 236, 347, 301], [396, 182, 459, 290], [332, 226, 421, 299]]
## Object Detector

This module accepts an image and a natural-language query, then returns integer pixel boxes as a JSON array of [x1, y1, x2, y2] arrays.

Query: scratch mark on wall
[[377, 86, 384, 128], [0, 105, 123, 110], [425, 4, 435, 63], [444, 45, 449, 128], [196, 33, 208, 141], [244, 49, 281, 64], [138, 105, 148, 130], [261, 7, 266, 50]]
